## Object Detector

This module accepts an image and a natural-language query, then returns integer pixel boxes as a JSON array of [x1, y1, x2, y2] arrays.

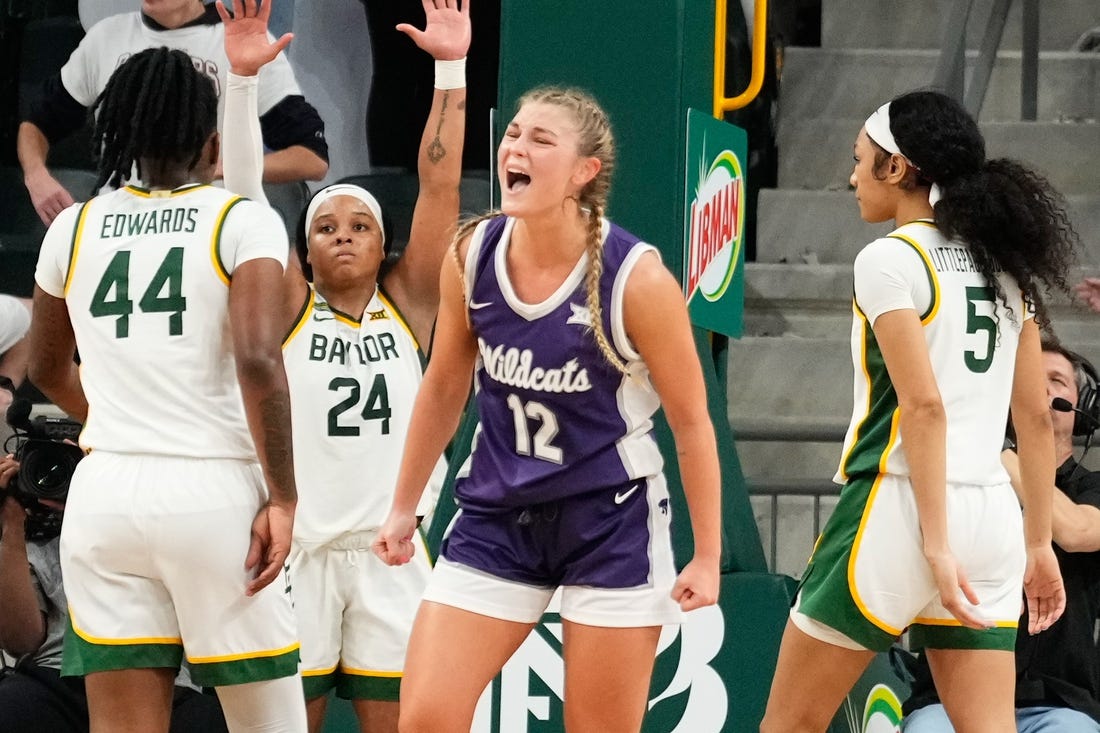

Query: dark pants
[[0, 663, 88, 733], [0, 663, 229, 733]]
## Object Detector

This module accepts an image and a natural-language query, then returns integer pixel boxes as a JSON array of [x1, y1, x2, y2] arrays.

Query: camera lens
[[17, 440, 83, 501]]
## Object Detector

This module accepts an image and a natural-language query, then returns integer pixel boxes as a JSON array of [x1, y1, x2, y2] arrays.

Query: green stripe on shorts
[[910, 623, 1017, 651], [796, 473, 898, 652], [188, 646, 300, 687], [337, 670, 401, 701], [62, 618, 183, 676], [302, 670, 338, 699]]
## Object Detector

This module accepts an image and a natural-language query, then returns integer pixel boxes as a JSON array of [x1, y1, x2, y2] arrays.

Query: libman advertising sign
[[682, 109, 746, 338]]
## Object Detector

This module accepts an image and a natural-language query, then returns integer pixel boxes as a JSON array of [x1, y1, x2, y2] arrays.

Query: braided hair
[[871, 91, 1078, 328], [91, 47, 218, 190]]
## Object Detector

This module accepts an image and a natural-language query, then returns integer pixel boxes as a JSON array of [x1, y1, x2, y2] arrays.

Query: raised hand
[[397, 0, 472, 61], [216, 0, 293, 77]]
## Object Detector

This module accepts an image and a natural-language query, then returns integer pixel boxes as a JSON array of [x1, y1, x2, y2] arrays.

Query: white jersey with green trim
[[34, 184, 288, 459], [835, 220, 1028, 486], [283, 286, 445, 545]]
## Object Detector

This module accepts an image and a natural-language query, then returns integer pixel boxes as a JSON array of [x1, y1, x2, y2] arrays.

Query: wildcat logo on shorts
[[470, 604, 728, 732]]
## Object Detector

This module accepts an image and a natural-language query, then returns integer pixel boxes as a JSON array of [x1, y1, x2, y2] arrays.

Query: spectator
[[0, 296, 31, 422], [902, 337, 1100, 732], [17, 0, 328, 226]]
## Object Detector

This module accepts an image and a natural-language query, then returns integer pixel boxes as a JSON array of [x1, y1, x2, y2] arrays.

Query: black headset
[[1070, 351, 1100, 438]]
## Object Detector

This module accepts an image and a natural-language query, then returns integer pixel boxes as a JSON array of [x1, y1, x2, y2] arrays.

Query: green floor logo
[[472, 604, 728, 732]]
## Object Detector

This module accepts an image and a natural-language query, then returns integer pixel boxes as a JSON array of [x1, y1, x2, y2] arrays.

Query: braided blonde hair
[[520, 87, 627, 375]]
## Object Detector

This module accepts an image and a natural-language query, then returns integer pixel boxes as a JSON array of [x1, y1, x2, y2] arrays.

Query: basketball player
[[27, 47, 306, 732], [217, 1, 467, 730], [371, 86, 722, 733], [760, 91, 1076, 732]]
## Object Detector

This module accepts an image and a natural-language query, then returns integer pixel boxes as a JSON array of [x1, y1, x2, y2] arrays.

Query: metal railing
[[933, 0, 1041, 120], [713, 0, 769, 118], [736, 419, 846, 573]]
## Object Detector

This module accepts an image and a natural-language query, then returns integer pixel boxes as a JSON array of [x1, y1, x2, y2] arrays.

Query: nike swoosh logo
[[469, 301, 493, 310], [312, 314, 335, 322], [614, 485, 639, 504]]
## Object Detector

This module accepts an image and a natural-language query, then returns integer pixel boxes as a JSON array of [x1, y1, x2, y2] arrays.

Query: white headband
[[864, 102, 942, 207], [304, 184, 386, 244]]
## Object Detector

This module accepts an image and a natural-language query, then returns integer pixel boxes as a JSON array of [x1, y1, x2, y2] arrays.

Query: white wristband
[[435, 58, 467, 90]]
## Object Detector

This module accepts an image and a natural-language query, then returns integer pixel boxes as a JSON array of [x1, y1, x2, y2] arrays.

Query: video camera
[[3, 398, 83, 513]]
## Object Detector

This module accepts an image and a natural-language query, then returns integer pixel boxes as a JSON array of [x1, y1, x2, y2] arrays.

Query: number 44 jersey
[[35, 184, 288, 460], [283, 286, 445, 544]]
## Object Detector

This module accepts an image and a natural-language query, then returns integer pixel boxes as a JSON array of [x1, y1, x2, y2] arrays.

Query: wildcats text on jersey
[[478, 338, 592, 394], [100, 208, 200, 238]]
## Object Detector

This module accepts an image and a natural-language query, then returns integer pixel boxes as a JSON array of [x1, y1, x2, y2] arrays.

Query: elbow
[[900, 397, 946, 426], [306, 157, 328, 182], [235, 350, 285, 387], [1054, 527, 1100, 554], [27, 359, 60, 398], [0, 626, 44, 657]]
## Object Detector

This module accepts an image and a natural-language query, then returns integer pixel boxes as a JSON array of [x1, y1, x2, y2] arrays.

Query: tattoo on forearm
[[259, 391, 296, 502], [427, 91, 449, 164]]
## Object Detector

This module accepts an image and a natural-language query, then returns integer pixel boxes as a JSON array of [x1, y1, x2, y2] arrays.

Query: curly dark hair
[[91, 47, 218, 190], [872, 90, 1078, 328]]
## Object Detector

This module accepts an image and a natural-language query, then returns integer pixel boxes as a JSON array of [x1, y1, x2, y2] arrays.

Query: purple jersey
[[455, 215, 665, 510]]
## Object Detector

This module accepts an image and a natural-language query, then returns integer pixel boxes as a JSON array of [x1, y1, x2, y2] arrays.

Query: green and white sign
[[682, 109, 747, 338]]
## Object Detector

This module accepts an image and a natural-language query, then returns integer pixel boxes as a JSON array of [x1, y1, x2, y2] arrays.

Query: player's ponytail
[[877, 91, 1078, 327]]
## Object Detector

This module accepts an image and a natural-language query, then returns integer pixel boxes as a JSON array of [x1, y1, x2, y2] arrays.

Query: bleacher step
[[821, 0, 1098, 52], [780, 47, 1100, 123]]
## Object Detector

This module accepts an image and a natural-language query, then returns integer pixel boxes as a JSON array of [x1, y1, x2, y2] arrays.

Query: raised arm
[[382, 0, 471, 348], [624, 252, 720, 611], [216, 0, 292, 202]]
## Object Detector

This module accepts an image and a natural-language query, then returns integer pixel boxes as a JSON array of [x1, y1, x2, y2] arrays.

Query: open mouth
[[506, 169, 531, 192]]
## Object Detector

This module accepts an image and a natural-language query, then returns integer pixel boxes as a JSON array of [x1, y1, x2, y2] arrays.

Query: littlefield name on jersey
[[479, 339, 592, 393]]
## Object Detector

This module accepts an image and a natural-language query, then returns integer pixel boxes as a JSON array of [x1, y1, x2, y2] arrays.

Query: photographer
[[0, 453, 80, 732], [0, 454, 231, 733]]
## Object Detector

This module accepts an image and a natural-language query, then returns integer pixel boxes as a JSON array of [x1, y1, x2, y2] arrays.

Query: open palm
[[397, 0, 472, 61], [216, 0, 293, 76]]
